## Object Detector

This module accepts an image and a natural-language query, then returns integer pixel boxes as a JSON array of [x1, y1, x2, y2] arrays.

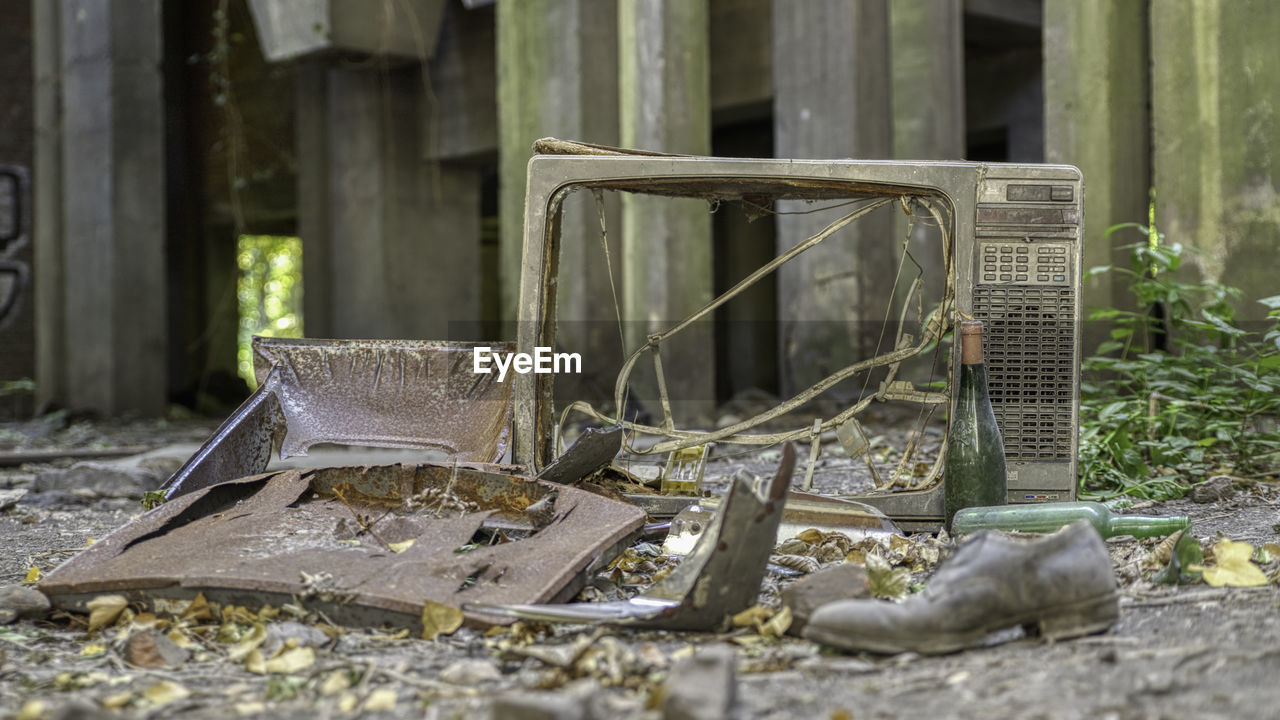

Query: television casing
[[511, 153, 1083, 524]]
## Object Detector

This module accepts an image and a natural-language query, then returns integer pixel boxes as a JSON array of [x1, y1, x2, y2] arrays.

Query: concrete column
[[1151, 0, 1280, 322], [1044, 0, 1150, 316], [297, 66, 479, 341], [772, 0, 894, 395], [618, 0, 714, 424], [35, 0, 168, 415], [497, 0, 621, 405], [890, 0, 964, 364], [33, 0, 62, 412]]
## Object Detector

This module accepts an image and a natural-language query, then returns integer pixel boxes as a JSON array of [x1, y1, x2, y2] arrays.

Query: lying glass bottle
[[951, 501, 1190, 540]]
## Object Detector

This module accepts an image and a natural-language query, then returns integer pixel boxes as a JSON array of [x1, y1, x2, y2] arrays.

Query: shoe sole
[[805, 592, 1119, 656]]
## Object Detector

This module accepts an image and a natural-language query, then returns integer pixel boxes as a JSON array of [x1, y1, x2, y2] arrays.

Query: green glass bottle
[[943, 320, 1007, 530], [952, 501, 1190, 539]]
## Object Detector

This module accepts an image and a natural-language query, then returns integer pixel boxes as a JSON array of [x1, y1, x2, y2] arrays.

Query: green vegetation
[[1078, 224, 1280, 500], [236, 235, 303, 387]]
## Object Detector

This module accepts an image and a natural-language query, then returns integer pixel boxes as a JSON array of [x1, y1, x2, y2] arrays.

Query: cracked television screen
[[513, 154, 1084, 513], [545, 180, 952, 497]]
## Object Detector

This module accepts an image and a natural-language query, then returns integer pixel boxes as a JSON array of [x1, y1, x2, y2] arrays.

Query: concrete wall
[[1044, 0, 1149, 319], [34, 0, 168, 416], [1151, 0, 1280, 322]]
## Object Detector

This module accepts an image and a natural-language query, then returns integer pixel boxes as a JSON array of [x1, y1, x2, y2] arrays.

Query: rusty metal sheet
[[162, 338, 514, 500], [42, 463, 645, 631], [464, 444, 796, 632]]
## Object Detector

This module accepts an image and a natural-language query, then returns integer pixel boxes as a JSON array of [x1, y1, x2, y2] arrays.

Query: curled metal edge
[[464, 443, 796, 631], [160, 367, 285, 501]]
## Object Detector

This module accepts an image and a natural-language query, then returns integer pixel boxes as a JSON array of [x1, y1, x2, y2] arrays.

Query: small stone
[[1191, 475, 1234, 503], [261, 621, 331, 655], [439, 658, 502, 686], [34, 462, 163, 499], [0, 488, 27, 511], [124, 629, 189, 669], [0, 585, 51, 624], [490, 691, 586, 720], [661, 646, 737, 720], [781, 563, 870, 634]]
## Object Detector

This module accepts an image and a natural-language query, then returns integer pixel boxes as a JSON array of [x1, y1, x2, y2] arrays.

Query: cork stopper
[[960, 320, 984, 364]]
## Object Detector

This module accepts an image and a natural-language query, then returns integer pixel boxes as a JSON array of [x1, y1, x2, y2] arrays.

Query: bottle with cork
[[943, 320, 1007, 530]]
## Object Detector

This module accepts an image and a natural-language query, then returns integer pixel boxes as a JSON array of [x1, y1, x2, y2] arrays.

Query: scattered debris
[[439, 658, 502, 686], [660, 646, 737, 720], [1191, 475, 1236, 503], [660, 443, 713, 495], [33, 461, 162, 500], [661, 491, 898, 556], [491, 690, 588, 720], [0, 487, 26, 511], [123, 629, 189, 669], [465, 444, 795, 631], [780, 564, 870, 635], [0, 585, 50, 624], [1152, 530, 1204, 585]]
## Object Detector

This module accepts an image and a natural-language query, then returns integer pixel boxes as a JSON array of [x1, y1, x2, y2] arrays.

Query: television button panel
[[979, 241, 1072, 286]]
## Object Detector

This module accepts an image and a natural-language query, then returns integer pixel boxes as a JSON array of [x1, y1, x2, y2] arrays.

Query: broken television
[[512, 147, 1084, 529]]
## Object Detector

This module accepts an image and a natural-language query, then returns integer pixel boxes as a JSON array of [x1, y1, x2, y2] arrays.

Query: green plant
[[1078, 224, 1280, 500]]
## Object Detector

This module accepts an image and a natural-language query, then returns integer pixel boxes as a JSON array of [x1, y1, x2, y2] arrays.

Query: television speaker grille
[[972, 285, 1076, 461]]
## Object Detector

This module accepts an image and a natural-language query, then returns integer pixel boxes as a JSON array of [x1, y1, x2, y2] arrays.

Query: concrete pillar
[[1151, 0, 1280, 322], [891, 0, 964, 162], [33, 0, 168, 416], [618, 0, 714, 424], [1044, 0, 1150, 316], [772, 0, 894, 395], [297, 66, 479, 341], [889, 0, 964, 367], [497, 0, 622, 405]]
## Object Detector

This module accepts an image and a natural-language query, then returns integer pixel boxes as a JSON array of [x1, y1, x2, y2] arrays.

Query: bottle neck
[[1109, 514, 1190, 538]]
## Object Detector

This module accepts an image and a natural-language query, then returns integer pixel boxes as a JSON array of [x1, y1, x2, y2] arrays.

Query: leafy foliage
[[1078, 225, 1280, 500], [237, 235, 303, 387]]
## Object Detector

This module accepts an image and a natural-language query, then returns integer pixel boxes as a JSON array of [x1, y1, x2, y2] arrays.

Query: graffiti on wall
[[0, 165, 30, 332]]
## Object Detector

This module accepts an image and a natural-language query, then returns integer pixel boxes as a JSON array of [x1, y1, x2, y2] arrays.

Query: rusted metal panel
[[162, 338, 515, 500], [42, 463, 645, 631]]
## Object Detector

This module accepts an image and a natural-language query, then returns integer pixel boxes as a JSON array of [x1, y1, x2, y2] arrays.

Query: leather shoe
[[803, 520, 1118, 654]]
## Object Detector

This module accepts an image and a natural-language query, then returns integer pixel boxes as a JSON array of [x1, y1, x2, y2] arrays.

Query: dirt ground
[[0, 415, 1277, 720]]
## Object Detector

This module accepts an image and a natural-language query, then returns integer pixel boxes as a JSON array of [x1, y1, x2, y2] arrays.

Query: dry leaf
[[100, 691, 133, 710], [23, 567, 40, 584], [320, 669, 353, 696], [864, 553, 909, 601], [227, 622, 267, 662], [234, 702, 266, 715], [1196, 539, 1268, 587], [80, 643, 107, 658], [87, 595, 129, 632], [338, 692, 359, 713], [760, 606, 793, 638], [142, 680, 191, 706], [16, 700, 46, 720], [362, 688, 398, 712], [421, 600, 464, 640], [732, 605, 773, 628], [247, 645, 316, 675], [181, 592, 213, 622], [388, 539, 416, 553]]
